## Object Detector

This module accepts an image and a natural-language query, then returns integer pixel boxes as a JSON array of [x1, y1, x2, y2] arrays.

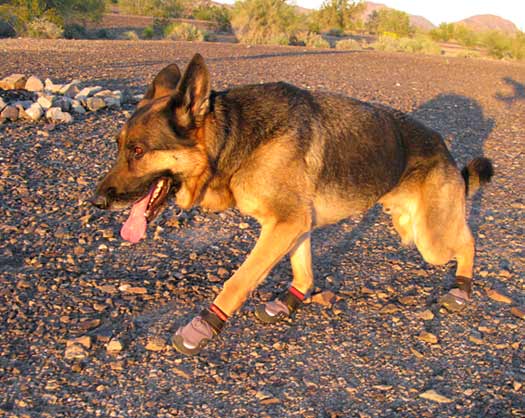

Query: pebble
[[107, 339, 123, 353], [24, 102, 43, 121], [37, 94, 55, 110], [1, 105, 19, 121], [419, 389, 453, 403], [486, 289, 513, 304], [510, 306, 525, 320], [0, 97, 6, 111], [66, 335, 92, 349], [145, 337, 166, 351], [64, 343, 88, 360], [415, 310, 434, 320], [311, 290, 336, 306], [86, 97, 106, 111], [380, 303, 399, 314], [417, 331, 438, 344], [46, 107, 73, 124]]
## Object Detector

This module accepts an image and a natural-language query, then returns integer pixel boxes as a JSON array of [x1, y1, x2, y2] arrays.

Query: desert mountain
[[361, 2, 435, 31], [455, 14, 518, 34]]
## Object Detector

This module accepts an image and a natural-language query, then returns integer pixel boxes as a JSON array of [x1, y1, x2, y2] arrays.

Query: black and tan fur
[[93, 54, 493, 321]]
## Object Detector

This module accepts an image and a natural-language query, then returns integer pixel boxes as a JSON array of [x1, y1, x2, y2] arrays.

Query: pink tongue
[[120, 188, 154, 243]]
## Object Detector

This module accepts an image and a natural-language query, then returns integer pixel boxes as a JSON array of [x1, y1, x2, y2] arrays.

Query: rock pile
[[0, 74, 144, 124]]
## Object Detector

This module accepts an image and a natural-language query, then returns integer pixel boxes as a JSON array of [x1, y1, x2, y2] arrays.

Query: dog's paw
[[439, 289, 471, 312]]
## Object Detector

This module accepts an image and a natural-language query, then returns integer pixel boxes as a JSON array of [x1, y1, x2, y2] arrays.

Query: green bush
[[192, 5, 231, 31], [372, 34, 440, 55], [335, 38, 361, 50], [231, 0, 300, 45], [312, 0, 365, 33], [164, 22, 205, 41], [366, 9, 412, 37], [454, 24, 478, 48], [63, 23, 88, 39], [122, 30, 139, 40], [119, 0, 184, 18], [142, 26, 155, 39], [429, 22, 455, 42], [295, 31, 330, 48], [26, 17, 64, 38]]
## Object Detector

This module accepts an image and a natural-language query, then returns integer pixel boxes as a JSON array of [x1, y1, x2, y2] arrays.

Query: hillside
[[456, 14, 519, 34], [361, 1, 435, 31]]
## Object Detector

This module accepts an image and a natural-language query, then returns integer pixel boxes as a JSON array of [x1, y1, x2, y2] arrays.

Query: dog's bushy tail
[[461, 157, 494, 197]]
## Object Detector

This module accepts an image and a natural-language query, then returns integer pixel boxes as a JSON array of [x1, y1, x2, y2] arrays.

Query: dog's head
[[91, 54, 212, 243]]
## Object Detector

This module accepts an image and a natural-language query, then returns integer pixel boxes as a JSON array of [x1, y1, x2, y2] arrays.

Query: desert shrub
[[164, 22, 204, 41], [295, 31, 330, 48], [366, 9, 412, 37], [454, 24, 478, 48], [481, 30, 525, 60], [122, 30, 139, 40], [95, 28, 110, 39], [192, 5, 231, 31], [335, 38, 361, 50], [231, 0, 300, 45], [203, 31, 218, 42], [63, 23, 88, 39], [119, 0, 185, 18], [142, 26, 155, 39], [429, 22, 455, 42], [327, 27, 343, 37], [26, 17, 64, 38], [311, 0, 365, 33], [372, 34, 440, 55]]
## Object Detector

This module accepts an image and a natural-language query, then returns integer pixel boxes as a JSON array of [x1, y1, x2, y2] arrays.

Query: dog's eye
[[134, 146, 144, 159]]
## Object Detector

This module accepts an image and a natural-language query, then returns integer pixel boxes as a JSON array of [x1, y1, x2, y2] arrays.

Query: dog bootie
[[255, 287, 305, 324], [439, 276, 472, 312], [172, 305, 227, 355]]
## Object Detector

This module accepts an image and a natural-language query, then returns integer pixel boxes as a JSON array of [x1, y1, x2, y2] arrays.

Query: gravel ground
[[1, 39, 524, 417]]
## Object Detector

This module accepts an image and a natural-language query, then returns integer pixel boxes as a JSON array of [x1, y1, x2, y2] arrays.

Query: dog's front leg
[[172, 215, 311, 355]]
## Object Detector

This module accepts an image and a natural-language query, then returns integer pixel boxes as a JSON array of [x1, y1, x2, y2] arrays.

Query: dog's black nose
[[90, 195, 108, 209]]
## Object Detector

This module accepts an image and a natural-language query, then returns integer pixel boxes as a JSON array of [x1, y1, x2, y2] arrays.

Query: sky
[[218, 0, 525, 30]]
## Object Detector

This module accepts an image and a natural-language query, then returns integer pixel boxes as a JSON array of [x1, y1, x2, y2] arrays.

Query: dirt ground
[[1, 39, 524, 417]]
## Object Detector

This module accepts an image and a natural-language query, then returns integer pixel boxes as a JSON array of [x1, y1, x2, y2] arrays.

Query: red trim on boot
[[289, 286, 305, 301], [210, 304, 228, 322]]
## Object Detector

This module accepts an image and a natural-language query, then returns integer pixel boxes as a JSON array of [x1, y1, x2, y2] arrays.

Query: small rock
[[468, 335, 484, 345], [0, 73, 27, 90], [76, 86, 102, 98], [94, 89, 113, 97], [487, 289, 513, 304], [119, 285, 147, 294], [415, 310, 434, 320], [145, 337, 166, 351], [417, 331, 438, 344], [514, 381, 523, 391], [71, 100, 86, 114], [172, 366, 191, 379], [24, 76, 44, 92], [380, 303, 399, 314], [64, 343, 88, 360], [86, 97, 106, 111], [398, 296, 417, 306], [66, 336, 92, 349], [239, 222, 250, 229], [0, 97, 6, 111], [1, 105, 19, 121], [60, 80, 80, 97], [37, 94, 55, 110], [131, 94, 144, 104], [103, 95, 121, 109], [54, 96, 71, 112], [107, 338, 123, 353], [78, 318, 101, 331], [46, 107, 73, 124], [44, 78, 63, 94], [419, 389, 453, 403], [511, 306, 525, 320], [311, 290, 336, 306], [25, 102, 43, 121]]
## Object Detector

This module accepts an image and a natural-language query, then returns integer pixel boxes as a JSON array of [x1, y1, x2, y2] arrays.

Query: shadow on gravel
[[207, 50, 364, 62], [495, 77, 525, 106]]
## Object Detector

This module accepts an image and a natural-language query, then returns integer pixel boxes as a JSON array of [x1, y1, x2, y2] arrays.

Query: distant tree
[[119, 0, 185, 18], [231, 0, 300, 45], [314, 0, 365, 32], [453, 24, 478, 47], [366, 8, 412, 37], [192, 4, 231, 31], [429, 22, 455, 42]]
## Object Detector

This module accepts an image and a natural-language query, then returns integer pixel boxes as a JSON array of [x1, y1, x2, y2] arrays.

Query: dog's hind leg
[[172, 213, 311, 355], [254, 233, 314, 323]]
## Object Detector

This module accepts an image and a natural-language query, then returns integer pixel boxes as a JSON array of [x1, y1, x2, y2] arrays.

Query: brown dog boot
[[255, 287, 306, 324], [172, 305, 227, 355], [440, 276, 472, 312]]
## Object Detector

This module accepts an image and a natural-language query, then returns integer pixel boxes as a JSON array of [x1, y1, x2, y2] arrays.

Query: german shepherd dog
[[91, 54, 493, 355]]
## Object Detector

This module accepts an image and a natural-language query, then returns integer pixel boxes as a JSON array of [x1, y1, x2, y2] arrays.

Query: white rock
[[71, 100, 86, 114], [76, 86, 102, 98], [60, 80, 81, 97], [46, 107, 73, 124], [86, 97, 106, 111], [0, 74, 27, 90], [44, 78, 63, 94], [1, 105, 19, 121], [94, 89, 113, 97], [25, 102, 43, 121], [103, 96, 121, 109], [37, 95, 55, 110], [25, 76, 44, 92]]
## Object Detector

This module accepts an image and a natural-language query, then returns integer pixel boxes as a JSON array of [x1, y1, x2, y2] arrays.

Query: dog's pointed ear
[[144, 63, 182, 100], [175, 54, 210, 124]]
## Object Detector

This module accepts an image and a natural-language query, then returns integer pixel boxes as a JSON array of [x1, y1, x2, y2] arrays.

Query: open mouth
[[120, 177, 174, 243]]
